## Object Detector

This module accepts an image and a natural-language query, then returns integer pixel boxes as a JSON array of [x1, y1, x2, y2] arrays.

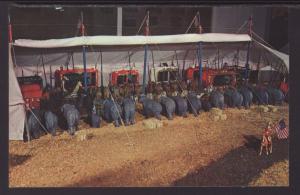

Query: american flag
[[274, 119, 289, 139]]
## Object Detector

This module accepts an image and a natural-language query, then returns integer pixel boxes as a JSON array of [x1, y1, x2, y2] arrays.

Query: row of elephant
[[95, 84, 286, 127], [25, 84, 287, 140]]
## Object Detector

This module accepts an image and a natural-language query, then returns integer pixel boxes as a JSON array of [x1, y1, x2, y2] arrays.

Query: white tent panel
[[9, 105, 26, 140], [9, 44, 26, 140], [254, 40, 289, 71]]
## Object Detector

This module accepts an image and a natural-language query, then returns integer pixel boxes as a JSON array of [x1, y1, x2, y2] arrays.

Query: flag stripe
[[274, 124, 289, 139]]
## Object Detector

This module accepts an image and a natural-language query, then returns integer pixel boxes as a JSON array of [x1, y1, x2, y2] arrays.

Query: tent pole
[[150, 49, 156, 83], [81, 11, 87, 91], [197, 42, 203, 90], [217, 48, 220, 69], [245, 42, 250, 81], [100, 50, 103, 90], [142, 45, 148, 95], [71, 53, 75, 69], [257, 51, 261, 71], [50, 65, 53, 88], [142, 11, 150, 94], [24, 111, 31, 142], [82, 46, 88, 91], [182, 50, 189, 80], [41, 53, 47, 86], [175, 50, 180, 79], [245, 15, 253, 82], [237, 48, 240, 67]]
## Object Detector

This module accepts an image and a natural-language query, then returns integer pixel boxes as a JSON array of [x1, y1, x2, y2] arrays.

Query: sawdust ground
[[9, 104, 289, 187]]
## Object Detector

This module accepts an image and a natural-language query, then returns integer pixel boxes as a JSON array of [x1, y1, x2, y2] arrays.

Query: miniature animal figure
[[26, 109, 44, 139], [159, 96, 176, 120], [266, 86, 285, 105], [238, 86, 253, 109], [171, 96, 188, 117], [209, 90, 225, 109], [259, 122, 273, 156], [224, 87, 243, 109], [61, 104, 80, 136], [90, 105, 101, 128], [103, 99, 122, 127], [120, 96, 136, 126], [139, 95, 162, 120], [248, 85, 269, 105], [44, 110, 58, 136], [186, 93, 202, 116]]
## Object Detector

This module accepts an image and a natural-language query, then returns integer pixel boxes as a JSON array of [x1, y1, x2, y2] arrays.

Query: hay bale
[[211, 115, 220, 122], [268, 105, 278, 112], [210, 108, 223, 115], [76, 131, 94, 141], [143, 119, 163, 129], [220, 114, 227, 120], [258, 105, 269, 112]]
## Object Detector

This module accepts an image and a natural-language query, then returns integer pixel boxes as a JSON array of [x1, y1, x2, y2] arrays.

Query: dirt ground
[[9, 104, 289, 187]]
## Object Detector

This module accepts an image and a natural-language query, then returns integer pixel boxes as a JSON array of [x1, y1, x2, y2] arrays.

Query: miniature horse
[[259, 124, 273, 156]]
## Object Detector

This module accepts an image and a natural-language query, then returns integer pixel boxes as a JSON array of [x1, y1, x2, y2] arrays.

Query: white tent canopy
[[13, 33, 251, 48]]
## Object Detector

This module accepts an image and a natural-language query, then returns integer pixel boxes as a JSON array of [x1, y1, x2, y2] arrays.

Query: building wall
[[122, 6, 212, 35], [10, 5, 212, 39], [211, 6, 270, 40]]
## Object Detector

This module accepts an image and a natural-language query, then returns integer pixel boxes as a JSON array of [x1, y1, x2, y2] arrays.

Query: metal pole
[[245, 42, 250, 80], [41, 53, 47, 85], [8, 14, 12, 43], [182, 50, 189, 79], [217, 48, 220, 69], [142, 11, 150, 94], [81, 11, 88, 91], [71, 53, 75, 69], [24, 111, 31, 142], [117, 7, 122, 36], [142, 45, 148, 94], [237, 48, 239, 66], [50, 65, 53, 88], [197, 42, 203, 90], [83, 46, 88, 91], [150, 49, 156, 83], [100, 50, 103, 89], [245, 15, 253, 81]]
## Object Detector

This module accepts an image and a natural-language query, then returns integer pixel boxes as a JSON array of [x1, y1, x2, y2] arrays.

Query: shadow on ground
[[173, 135, 289, 186], [67, 135, 288, 187], [9, 154, 31, 167]]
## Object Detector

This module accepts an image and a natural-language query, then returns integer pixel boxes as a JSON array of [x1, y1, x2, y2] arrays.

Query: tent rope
[[83, 41, 135, 148], [27, 107, 52, 135], [151, 43, 201, 117], [236, 20, 248, 34]]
